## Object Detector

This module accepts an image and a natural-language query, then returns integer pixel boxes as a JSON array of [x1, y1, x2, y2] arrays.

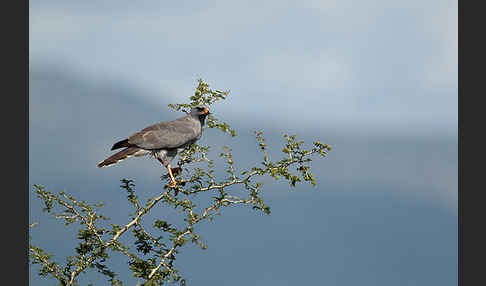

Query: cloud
[[420, 3, 458, 89], [29, 0, 457, 113]]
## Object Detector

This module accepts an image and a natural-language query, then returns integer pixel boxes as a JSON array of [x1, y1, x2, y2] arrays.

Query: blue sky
[[29, 1, 457, 285]]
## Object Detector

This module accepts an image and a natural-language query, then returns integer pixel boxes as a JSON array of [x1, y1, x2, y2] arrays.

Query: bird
[[97, 104, 210, 188]]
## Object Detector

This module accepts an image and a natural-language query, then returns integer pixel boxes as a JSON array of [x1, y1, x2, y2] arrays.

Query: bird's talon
[[164, 177, 177, 187]]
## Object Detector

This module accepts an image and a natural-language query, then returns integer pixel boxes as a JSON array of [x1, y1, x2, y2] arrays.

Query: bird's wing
[[128, 117, 200, 150]]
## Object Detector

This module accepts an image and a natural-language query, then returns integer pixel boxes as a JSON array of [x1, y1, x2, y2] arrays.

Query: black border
[[459, 0, 484, 285], [4, 0, 28, 285]]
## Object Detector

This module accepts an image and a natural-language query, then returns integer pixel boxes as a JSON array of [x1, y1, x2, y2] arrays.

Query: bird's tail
[[97, 147, 149, 168]]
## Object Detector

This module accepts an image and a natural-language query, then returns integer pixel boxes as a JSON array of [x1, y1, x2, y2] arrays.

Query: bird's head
[[189, 104, 210, 119]]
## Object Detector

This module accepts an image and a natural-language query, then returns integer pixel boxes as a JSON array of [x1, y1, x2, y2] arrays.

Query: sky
[[29, 1, 457, 285]]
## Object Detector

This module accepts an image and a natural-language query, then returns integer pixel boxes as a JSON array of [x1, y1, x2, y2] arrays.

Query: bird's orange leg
[[157, 158, 178, 190], [166, 166, 177, 188]]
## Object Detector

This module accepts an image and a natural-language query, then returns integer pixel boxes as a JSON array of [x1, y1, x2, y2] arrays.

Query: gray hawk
[[97, 104, 210, 188]]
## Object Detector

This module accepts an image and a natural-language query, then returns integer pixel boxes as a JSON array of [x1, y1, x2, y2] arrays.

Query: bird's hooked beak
[[201, 107, 210, 115]]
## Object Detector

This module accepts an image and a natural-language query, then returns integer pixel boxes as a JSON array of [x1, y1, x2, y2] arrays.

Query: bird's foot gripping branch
[[29, 79, 331, 286]]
